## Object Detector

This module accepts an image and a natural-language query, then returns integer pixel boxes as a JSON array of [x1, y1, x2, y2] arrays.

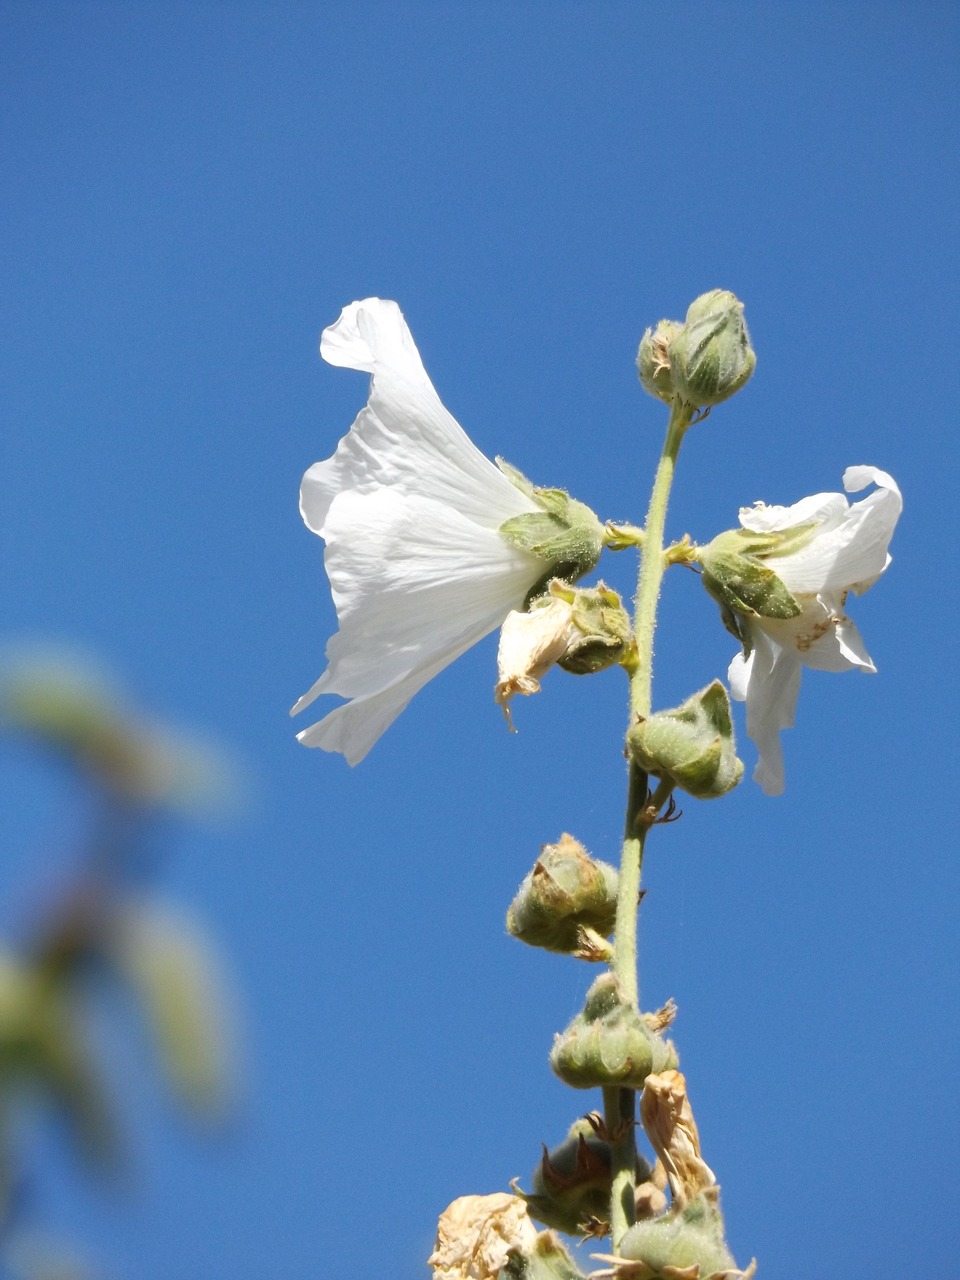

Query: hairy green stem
[[606, 400, 693, 1250]]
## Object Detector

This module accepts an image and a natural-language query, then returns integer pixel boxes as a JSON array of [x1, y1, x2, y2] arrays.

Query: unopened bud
[[593, 1193, 756, 1280], [669, 289, 755, 408], [550, 973, 677, 1091], [637, 319, 683, 404], [627, 681, 743, 800], [517, 1116, 661, 1236], [506, 834, 618, 955]]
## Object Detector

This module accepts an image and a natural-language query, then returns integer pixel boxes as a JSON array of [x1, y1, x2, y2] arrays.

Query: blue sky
[[1, 3, 958, 1277]]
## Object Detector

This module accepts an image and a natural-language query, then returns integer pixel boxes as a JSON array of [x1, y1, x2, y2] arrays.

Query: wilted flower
[[292, 298, 603, 765], [429, 1193, 538, 1279], [700, 466, 901, 794], [639, 1070, 715, 1210]]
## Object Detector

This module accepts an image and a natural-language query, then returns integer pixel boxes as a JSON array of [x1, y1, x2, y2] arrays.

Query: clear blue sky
[[1, 3, 958, 1277]]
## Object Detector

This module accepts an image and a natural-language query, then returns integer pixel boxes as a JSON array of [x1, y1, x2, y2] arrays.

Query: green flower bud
[[550, 582, 634, 677], [669, 290, 756, 408], [636, 319, 683, 404], [497, 461, 606, 601], [517, 1116, 661, 1237], [502, 1230, 586, 1280], [550, 974, 677, 1091], [627, 681, 743, 800], [506, 834, 618, 955], [613, 1193, 755, 1280]]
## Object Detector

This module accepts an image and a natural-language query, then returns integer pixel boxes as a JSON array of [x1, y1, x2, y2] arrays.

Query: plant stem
[[606, 399, 693, 1250]]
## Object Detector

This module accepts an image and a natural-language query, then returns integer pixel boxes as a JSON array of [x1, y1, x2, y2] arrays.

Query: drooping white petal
[[763, 467, 902, 595], [292, 488, 544, 761], [300, 299, 536, 535], [295, 646, 460, 767], [729, 627, 802, 796]]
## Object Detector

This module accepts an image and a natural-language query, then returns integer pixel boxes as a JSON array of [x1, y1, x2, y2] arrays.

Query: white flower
[[726, 465, 902, 795], [291, 298, 556, 765]]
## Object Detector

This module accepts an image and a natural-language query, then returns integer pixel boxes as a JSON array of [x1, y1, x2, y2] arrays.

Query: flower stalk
[[606, 399, 693, 1248]]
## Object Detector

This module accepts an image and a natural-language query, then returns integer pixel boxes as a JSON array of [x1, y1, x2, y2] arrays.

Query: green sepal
[[627, 681, 743, 800], [550, 973, 677, 1091], [502, 1230, 586, 1279], [497, 459, 606, 600], [617, 1193, 747, 1279], [700, 550, 802, 621]]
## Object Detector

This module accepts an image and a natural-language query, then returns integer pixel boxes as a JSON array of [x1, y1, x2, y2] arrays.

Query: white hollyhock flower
[[725, 466, 901, 795], [292, 298, 576, 765]]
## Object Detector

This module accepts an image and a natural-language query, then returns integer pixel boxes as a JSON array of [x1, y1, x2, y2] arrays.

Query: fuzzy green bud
[[550, 973, 677, 1091], [637, 319, 683, 404], [627, 681, 743, 800], [502, 1231, 586, 1280], [497, 461, 605, 601], [669, 289, 756, 408], [614, 1194, 754, 1279], [506, 834, 618, 955], [517, 1117, 661, 1237]]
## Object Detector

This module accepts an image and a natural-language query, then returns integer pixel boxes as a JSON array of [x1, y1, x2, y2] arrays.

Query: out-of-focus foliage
[[0, 651, 240, 1277]]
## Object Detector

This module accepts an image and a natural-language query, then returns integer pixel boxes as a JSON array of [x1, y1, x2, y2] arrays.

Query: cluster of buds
[[637, 291, 755, 412]]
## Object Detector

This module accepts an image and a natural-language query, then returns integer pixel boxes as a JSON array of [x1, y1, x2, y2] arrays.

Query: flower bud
[[501, 1230, 586, 1280], [550, 973, 678, 1091], [669, 289, 755, 408], [593, 1193, 756, 1280], [637, 319, 683, 404], [506, 834, 618, 955], [627, 681, 743, 800], [517, 1116, 663, 1236]]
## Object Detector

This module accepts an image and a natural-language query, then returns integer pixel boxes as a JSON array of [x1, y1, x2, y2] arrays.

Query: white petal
[[799, 602, 876, 673], [291, 489, 543, 757], [300, 299, 536, 535], [295, 647, 456, 766], [739, 491, 848, 535], [768, 467, 902, 594], [729, 628, 802, 796]]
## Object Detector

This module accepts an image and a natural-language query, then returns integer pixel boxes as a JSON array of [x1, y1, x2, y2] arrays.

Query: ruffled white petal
[[762, 466, 902, 595], [300, 299, 536, 534]]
